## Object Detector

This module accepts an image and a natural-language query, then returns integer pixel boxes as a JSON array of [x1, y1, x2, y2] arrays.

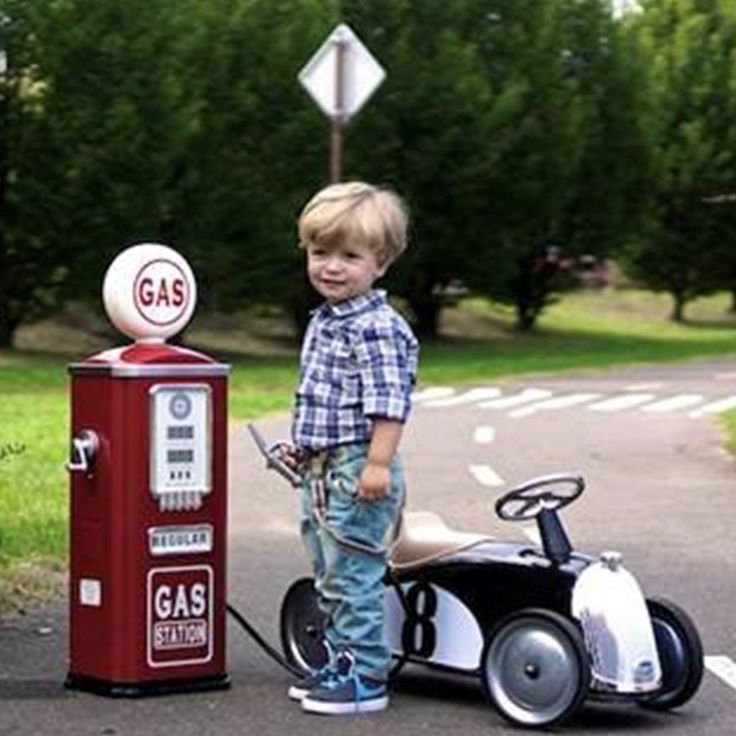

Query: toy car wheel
[[482, 608, 590, 729], [639, 597, 704, 711], [279, 577, 328, 675]]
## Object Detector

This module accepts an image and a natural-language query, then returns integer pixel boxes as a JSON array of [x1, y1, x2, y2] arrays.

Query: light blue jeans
[[300, 442, 405, 683]]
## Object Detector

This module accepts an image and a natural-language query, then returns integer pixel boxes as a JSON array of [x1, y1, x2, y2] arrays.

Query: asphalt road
[[2, 357, 735, 735]]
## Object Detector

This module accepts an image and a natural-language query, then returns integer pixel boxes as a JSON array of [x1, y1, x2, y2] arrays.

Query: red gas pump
[[66, 244, 230, 695]]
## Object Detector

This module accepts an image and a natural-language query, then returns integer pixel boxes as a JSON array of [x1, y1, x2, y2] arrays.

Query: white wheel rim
[[487, 618, 582, 725]]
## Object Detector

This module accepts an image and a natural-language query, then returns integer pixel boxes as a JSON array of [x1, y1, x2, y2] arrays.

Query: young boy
[[289, 181, 419, 715]]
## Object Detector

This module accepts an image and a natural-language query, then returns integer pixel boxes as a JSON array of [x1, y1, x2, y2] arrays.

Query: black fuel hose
[[226, 602, 304, 678]]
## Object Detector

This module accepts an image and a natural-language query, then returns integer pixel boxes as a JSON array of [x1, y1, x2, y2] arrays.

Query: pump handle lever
[[67, 429, 100, 475], [247, 424, 302, 487]]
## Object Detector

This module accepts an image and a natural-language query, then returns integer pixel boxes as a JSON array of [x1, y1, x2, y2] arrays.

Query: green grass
[[2, 288, 736, 585], [420, 290, 736, 383], [0, 395, 67, 567], [720, 411, 736, 455]]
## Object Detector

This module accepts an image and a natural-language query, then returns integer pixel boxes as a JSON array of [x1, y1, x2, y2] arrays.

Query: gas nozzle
[[67, 430, 100, 475], [247, 424, 302, 487]]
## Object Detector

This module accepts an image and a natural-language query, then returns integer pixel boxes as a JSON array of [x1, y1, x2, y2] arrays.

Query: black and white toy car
[[250, 430, 703, 729]]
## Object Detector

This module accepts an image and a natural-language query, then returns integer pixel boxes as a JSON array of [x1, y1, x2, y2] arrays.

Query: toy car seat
[[389, 511, 492, 571]]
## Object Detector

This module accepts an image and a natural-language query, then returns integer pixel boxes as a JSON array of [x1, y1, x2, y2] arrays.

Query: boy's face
[[306, 240, 387, 303]]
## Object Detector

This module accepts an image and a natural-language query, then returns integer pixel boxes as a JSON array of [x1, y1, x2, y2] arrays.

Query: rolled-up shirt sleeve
[[353, 323, 415, 422]]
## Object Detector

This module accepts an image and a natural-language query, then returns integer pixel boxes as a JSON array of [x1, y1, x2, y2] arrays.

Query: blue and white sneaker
[[288, 644, 350, 701], [288, 665, 336, 701], [301, 673, 389, 715]]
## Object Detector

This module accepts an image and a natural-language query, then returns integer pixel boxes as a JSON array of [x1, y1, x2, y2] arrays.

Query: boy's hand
[[358, 461, 391, 501], [274, 443, 300, 471]]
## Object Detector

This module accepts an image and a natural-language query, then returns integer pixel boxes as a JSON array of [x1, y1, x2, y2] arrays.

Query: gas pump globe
[[66, 243, 230, 696]]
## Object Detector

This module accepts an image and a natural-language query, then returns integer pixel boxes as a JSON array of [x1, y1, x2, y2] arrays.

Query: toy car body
[[279, 473, 704, 728]]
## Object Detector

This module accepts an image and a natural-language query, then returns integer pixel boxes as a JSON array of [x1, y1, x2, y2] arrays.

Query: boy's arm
[[359, 418, 404, 501]]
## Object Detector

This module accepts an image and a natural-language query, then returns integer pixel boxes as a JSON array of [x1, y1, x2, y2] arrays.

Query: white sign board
[[298, 24, 385, 121]]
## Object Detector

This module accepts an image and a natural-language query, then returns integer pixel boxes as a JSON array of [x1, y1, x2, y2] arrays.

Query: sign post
[[330, 36, 346, 183], [298, 24, 386, 183]]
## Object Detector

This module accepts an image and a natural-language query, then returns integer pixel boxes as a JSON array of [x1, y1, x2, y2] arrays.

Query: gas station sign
[[134, 258, 191, 327], [147, 565, 214, 668], [103, 243, 197, 342]]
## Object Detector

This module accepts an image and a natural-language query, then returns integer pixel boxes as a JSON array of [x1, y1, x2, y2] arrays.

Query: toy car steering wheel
[[495, 474, 584, 521]]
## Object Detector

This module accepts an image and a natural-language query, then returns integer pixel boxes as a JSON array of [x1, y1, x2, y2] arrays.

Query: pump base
[[65, 672, 230, 698]]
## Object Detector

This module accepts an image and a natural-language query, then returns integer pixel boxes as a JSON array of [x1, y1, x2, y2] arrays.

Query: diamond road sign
[[298, 23, 386, 121]]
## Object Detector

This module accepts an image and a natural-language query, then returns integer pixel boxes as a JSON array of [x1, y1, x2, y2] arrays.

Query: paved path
[[2, 357, 735, 735]]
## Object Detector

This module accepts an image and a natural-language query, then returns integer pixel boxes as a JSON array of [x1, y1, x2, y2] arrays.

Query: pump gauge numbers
[[150, 385, 212, 497]]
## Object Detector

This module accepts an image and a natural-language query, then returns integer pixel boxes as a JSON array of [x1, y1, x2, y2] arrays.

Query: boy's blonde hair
[[298, 181, 409, 266]]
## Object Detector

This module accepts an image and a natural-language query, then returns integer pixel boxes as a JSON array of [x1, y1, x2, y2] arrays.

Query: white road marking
[[469, 464, 506, 487], [626, 382, 663, 391], [705, 656, 736, 692], [424, 387, 501, 407], [478, 388, 553, 409], [716, 372, 736, 380], [690, 395, 736, 418], [413, 387, 455, 402], [588, 393, 655, 412], [474, 426, 496, 444], [509, 393, 602, 418], [641, 394, 704, 413]]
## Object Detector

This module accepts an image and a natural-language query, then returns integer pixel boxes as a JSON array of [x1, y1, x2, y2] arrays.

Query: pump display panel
[[150, 384, 212, 498]]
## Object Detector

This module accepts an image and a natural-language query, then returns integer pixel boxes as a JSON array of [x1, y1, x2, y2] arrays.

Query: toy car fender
[[571, 551, 661, 694]]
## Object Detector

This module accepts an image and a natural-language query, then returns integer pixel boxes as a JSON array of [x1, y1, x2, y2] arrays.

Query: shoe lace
[[333, 649, 361, 712], [312, 638, 338, 684], [316, 648, 360, 708]]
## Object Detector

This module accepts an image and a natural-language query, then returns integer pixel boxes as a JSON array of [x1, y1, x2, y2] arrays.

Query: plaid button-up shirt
[[292, 290, 419, 452]]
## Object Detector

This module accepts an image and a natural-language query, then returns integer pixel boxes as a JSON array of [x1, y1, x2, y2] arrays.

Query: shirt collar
[[314, 289, 386, 319]]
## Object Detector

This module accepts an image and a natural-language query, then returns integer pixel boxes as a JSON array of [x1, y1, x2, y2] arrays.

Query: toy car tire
[[280, 577, 328, 675], [481, 608, 590, 729], [639, 597, 704, 711], [280, 576, 415, 682]]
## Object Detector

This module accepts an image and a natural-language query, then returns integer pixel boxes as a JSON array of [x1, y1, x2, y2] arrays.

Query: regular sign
[[298, 23, 385, 121]]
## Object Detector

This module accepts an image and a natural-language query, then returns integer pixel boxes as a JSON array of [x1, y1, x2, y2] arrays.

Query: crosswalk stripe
[[510, 393, 602, 419], [416, 385, 735, 417], [424, 387, 501, 408], [705, 656, 736, 692], [413, 387, 455, 402], [474, 426, 496, 444], [469, 464, 505, 487], [642, 394, 704, 413], [588, 394, 655, 412], [690, 395, 736, 418], [478, 388, 553, 409]]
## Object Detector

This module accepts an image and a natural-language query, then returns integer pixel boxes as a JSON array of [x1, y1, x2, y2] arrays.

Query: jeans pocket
[[329, 447, 367, 500]]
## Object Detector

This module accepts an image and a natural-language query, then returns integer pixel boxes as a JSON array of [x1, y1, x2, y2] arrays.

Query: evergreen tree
[[624, 0, 736, 320]]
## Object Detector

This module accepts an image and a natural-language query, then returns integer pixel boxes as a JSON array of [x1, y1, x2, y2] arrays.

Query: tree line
[[1, 0, 735, 346]]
